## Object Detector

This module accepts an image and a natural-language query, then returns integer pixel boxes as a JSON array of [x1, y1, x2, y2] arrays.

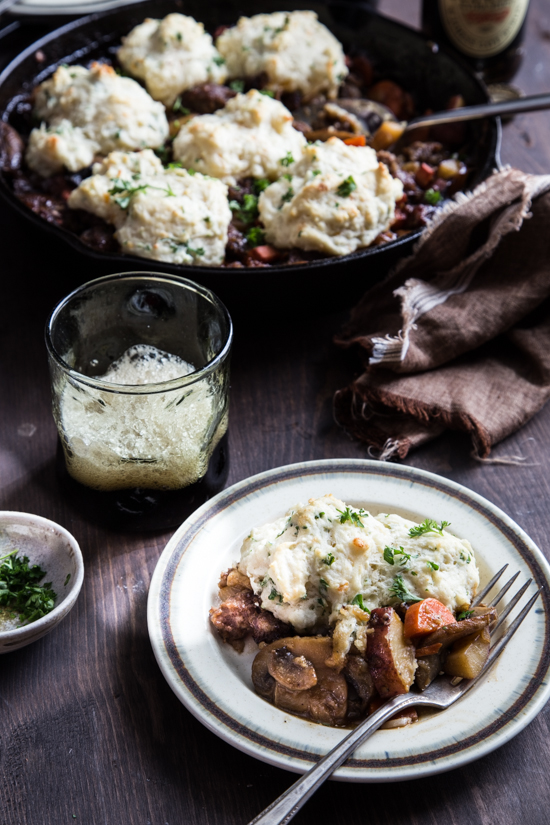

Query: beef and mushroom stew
[[210, 494, 495, 728], [1, 10, 477, 270]]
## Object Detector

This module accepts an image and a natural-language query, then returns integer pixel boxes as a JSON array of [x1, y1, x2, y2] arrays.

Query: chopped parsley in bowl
[[0, 511, 84, 653]]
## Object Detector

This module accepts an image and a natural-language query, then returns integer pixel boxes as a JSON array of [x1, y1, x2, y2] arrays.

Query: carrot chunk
[[404, 598, 456, 641], [250, 245, 279, 262], [343, 135, 366, 147], [415, 642, 443, 657]]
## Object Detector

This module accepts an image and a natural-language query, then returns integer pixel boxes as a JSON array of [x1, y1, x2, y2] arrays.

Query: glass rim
[[44, 271, 233, 395]]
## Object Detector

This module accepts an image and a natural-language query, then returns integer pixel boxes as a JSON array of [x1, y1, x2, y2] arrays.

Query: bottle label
[[438, 0, 529, 58]]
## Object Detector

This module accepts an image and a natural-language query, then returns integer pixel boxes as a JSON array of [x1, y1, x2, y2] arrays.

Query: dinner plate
[[147, 459, 550, 781]]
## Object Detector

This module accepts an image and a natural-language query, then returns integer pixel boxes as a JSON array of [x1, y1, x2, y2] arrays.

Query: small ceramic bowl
[[0, 511, 84, 653]]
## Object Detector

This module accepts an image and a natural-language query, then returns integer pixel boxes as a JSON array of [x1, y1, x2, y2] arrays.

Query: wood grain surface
[[1, 3, 550, 823]]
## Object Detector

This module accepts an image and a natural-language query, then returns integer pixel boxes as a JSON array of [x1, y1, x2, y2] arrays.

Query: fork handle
[[247, 692, 416, 825], [406, 92, 550, 131]]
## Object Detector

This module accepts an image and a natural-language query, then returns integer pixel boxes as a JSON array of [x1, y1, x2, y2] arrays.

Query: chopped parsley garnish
[[246, 226, 266, 247], [336, 176, 357, 197], [279, 151, 295, 167], [426, 560, 440, 571], [280, 187, 294, 206], [213, 55, 226, 66], [389, 573, 422, 604], [259, 89, 275, 97], [273, 16, 290, 34], [314, 512, 325, 519], [108, 179, 149, 209], [457, 609, 474, 620], [424, 188, 443, 205], [268, 587, 283, 604], [312, 169, 322, 176], [172, 96, 191, 115], [283, 173, 292, 181], [319, 578, 329, 591], [276, 517, 292, 538], [229, 193, 259, 225], [409, 519, 450, 538], [167, 161, 183, 169], [336, 507, 367, 528], [168, 239, 205, 257], [460, 552, 471, 564], [351, 593, 370, 613], [322, 552, 335, 566], [0, 549, 57, 625], [229, 80, 245, 93], [64, 573, 71, 586], [253, 178, 271, 194], [383, 546, 394, 565], [383, 545, 411, 566]]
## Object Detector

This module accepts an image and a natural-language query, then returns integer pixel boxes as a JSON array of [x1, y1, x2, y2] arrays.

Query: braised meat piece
[[180, 82, 237, 114], [402, 140, 447, 166], [250, 610, 292, 644], [80, 224, 119, 252], [392, 202, 436, 230], [376, 149, 400, 177], [210, 568, 293, 649], [343, 653, 375, 705], [225, 224, 247, 260], [209, 589, 259, 644], [16, 193, 66, 226]]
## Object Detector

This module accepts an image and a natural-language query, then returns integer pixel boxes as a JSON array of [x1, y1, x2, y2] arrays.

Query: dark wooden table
[[1, 3, 550, 823]]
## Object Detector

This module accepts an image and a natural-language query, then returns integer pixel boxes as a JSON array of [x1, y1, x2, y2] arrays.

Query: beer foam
[[100, 344, 195, 385], [58, 344, 227, 491]]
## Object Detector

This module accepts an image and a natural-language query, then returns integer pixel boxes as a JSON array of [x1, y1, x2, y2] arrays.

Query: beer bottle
[[421, 0, 530, 84]]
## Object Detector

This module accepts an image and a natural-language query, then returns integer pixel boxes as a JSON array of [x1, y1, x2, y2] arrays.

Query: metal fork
[[247, 569, 541, 825]]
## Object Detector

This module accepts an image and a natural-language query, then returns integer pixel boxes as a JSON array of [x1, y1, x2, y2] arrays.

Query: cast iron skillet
[[0, 0, 501, 304]]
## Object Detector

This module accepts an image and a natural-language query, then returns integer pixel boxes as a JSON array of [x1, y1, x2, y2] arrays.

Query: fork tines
[[471, 564, 508, 607], [471, 565, 542, 671], [487, 587, 542, 669]]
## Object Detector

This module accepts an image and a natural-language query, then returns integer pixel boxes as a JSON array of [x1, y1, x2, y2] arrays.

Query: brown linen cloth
[[334, 168, 550, 459]]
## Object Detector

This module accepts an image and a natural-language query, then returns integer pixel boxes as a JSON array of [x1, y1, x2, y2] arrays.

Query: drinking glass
[[46, 272, 232, 530]]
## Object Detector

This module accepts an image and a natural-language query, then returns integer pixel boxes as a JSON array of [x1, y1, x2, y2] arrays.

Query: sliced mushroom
[[323, 103, 365, 135], [336, 98, 396, 135], [252, 637, 348, 726], [267, 646, 317, 691]]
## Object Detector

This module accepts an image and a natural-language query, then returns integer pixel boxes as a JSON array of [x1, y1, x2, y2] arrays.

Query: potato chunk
[[367, 607, 417, 698], [444, 627, 490, 679]]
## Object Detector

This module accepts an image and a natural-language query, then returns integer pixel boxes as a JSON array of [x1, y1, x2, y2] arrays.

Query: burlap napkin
[[334, 168, 550, 460]]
